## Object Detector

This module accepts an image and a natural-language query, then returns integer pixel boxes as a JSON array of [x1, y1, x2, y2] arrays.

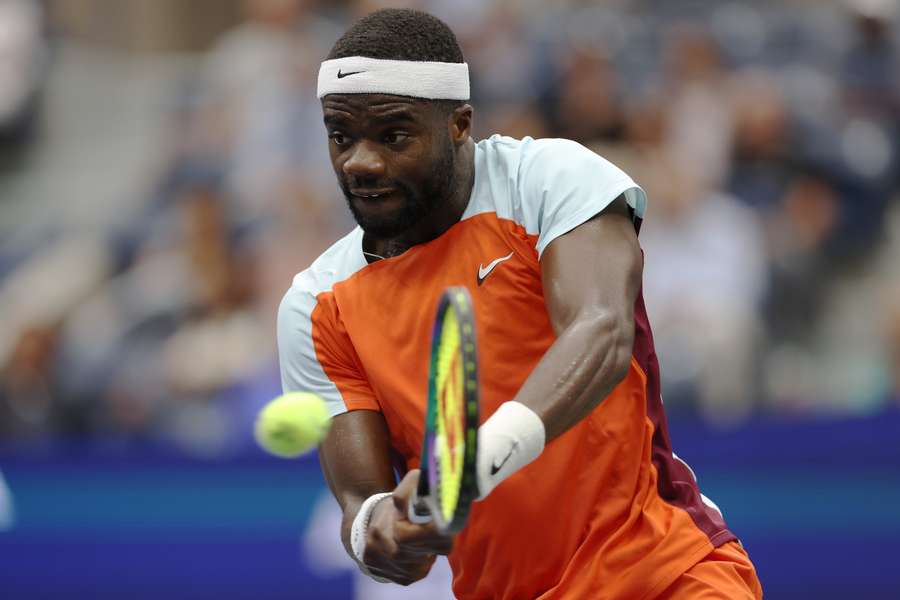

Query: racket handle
[[407, 492, 433, 525]]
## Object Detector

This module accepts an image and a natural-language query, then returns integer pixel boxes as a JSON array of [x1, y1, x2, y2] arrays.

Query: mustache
[[339, 177, 413, 199], [340, 177, 386, 192]]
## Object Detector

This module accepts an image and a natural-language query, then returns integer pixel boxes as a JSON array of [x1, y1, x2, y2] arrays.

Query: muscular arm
[[319, 409, 450, 585], [318, 409, 396, 557], [516, 196, 643, 440]]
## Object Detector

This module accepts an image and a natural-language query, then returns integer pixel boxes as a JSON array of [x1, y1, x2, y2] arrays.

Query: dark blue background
[[2, 411, 899, 599]]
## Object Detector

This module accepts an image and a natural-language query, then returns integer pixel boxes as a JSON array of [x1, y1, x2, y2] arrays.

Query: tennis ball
[[254, 392, 331, 458]]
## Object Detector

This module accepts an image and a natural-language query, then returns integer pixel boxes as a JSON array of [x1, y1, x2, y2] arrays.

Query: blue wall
[[2, 411, 899, 599]]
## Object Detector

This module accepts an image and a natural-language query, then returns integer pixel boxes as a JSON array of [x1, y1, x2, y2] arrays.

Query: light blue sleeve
[[516, 138, 647, 257], [277, 281, 349, 418]]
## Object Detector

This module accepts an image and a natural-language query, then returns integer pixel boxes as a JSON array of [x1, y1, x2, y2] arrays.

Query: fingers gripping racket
[[408, 287, 480, 534]]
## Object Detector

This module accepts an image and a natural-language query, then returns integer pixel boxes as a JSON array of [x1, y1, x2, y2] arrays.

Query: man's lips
[[350, 188, 397, 199]]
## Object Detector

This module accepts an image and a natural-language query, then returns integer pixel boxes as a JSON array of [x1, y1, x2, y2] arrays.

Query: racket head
[[417, 286, 479, 533]]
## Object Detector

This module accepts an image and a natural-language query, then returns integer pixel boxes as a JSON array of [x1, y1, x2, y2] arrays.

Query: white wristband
[[476, 401, 546, 499], [350, 492, 393, 582]]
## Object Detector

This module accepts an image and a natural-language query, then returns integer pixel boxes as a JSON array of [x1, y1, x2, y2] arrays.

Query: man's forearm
[[334, 477, 396, 561], [474, 310, 634, 499], [317, 410, 397, 559], [474, 199, 642, 500], [514, 310, 634, 441]]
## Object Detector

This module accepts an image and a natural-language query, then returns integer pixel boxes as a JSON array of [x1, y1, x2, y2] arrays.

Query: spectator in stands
[[0, 325, 63, 438], [638, 168, 767, 424], [198, 0, 341, 221], [663, 24, 734, 191]]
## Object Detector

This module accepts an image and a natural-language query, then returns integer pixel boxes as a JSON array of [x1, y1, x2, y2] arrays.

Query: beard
[[340, 137, 456, 239]]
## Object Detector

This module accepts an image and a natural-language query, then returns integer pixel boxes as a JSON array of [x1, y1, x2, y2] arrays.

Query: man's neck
[[364, 139, 476, 260]]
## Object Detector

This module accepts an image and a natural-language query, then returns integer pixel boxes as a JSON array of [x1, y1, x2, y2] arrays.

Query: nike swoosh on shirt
[[337, 69, 363, 78], [477, 252, 514, 286]]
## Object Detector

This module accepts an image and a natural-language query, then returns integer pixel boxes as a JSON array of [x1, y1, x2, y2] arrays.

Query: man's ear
[[449, 104, 473, 146]]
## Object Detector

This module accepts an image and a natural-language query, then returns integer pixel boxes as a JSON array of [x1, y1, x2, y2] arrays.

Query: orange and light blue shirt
[[278, 135, 736, 600]]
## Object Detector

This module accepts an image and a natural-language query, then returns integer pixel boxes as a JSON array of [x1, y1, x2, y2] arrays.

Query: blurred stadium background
[[0, 0, 898, 598]]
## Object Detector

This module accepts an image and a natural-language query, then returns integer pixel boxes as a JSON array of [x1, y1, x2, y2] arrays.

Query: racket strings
[[435, 306, 465, 523]]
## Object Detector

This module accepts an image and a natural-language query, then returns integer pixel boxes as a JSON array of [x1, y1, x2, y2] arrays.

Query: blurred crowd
[[1, 0, 899, 449]]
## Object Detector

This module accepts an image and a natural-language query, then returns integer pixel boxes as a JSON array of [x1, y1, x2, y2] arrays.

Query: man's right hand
[[361, 469, 455, 585]]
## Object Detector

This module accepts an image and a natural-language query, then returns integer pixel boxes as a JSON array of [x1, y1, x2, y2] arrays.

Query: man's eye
[[329, 133, 348, 146], [384, 132, 409, 145]]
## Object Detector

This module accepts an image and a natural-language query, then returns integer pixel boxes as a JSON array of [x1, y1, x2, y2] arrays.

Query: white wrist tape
[[317, 56, 470, 100], [476, 401, 546, 499], [350, 492, 392, 582]]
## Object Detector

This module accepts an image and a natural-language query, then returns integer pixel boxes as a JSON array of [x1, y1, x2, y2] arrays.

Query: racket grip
[[407, 492, 433, 525]]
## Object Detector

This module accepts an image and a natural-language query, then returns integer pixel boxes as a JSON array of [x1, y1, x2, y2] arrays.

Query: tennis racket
[[408, 286, 480, 534]]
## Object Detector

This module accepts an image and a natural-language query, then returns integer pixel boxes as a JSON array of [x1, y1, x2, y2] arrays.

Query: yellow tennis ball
[[254, 392, 331, 458]]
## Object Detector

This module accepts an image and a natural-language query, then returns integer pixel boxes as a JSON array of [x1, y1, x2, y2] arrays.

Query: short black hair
[[327, 8, 464, 64]]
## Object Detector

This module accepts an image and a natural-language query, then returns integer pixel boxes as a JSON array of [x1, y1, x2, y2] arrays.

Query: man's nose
[[342, 140, 386, 179]]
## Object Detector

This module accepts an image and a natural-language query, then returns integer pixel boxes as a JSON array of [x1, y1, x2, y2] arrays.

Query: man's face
[[322, 94, 456, 238]]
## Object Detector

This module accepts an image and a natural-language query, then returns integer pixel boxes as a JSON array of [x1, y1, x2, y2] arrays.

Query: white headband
[[317, 56, 470, 100]]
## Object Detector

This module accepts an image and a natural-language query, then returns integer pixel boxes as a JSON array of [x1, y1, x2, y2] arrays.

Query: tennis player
[[278, 8, 763, 599]]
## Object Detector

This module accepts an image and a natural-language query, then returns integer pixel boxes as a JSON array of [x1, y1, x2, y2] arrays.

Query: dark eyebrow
[[323, 113, 349, 127], [370, 108, 419, 125], [322, 103, 422, 129]]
